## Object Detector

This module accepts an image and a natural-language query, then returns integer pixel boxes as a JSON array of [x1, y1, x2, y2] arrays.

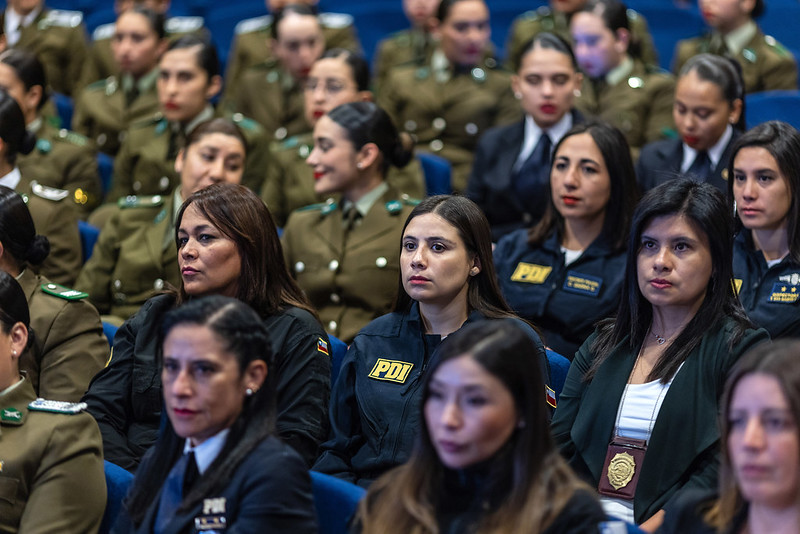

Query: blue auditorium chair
[[746, 90, 800, 130], [417, 152, 452, 196], [329, 335, 348, 387], [99, 461, 134, 534], [310, 470, 366, 534], [78, 220, 100, 263], [546, 348, 570, 401]]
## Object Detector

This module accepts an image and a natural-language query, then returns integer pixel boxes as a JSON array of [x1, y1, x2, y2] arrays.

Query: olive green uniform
[[223, 59, 309, 143], [18, 118, 101, 217], [377, 50, 521, 192], [575, 58, 675, 156], [18, 180, 83, 287], [76, 193, 181, 322], [223, 12, 361, 100], [17, 268, 108, 403], [72, 70, 160, 156], [504, 6, 658, 71], [0, 378, 105, 534], [76, 15, 207, 90], [282, 185, 418, 343], [261, 132, 426, 227], [673, 28, 797, 93], [2, 8, 88, 97], [107, 106, 269, 203]]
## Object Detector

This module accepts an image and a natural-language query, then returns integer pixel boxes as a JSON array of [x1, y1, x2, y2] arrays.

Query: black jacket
[[83, 294, 331, 470], [313, 303, 548, 487]]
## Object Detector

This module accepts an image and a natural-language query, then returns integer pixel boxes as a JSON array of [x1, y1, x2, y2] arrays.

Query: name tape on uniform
[[768, 283, 799, 303], [510, 263, 552, 284], [562, 271, 603, 297], [368, 358, 414, 383]]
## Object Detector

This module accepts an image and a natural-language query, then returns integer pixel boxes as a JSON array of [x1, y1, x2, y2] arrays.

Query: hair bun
[[26, 234, 50, 265], [391, 132, 415, 169], [20, 131, 36, 156]]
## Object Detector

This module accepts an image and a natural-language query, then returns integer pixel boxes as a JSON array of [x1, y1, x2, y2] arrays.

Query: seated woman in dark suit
[[356, 320, 606, 533], [660, 339, 800, 534], [115, 295, 317, 533], [467, 32, 584, 241], [637, 54, 745, 194], [551, 179, 769, 532], [494, 121, 639, 358]]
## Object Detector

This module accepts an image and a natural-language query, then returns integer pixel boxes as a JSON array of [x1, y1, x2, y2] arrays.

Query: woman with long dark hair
[[551, 179, 768, 531], [314, 194, 549, 487], [116, 296, 317, 533], [83, 183, 330, 471]]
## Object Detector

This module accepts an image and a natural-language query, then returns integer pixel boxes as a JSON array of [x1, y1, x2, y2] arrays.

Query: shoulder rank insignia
[[41, 283, 88, 300], [319, 12, 354, 29], [40, 9, 83, 29], [29, 398, 88, 414], [92, 22, 115, 41], [118, 194, 165, 209], [230, 113, 263, 133], [166, 16, 204, 34], [31, 181, 69, 202], [57, 129, 89, 147], [1, 407, 23, 423], [742, 48, 757, 63], [234, 15, 272, 35]]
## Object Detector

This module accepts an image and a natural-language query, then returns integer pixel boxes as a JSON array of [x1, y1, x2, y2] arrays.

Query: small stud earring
[[573, 88, 582, 97], [11, 350, 17, 356], [356, 162, 363, 169], [514, 92, 522, 100], [246, 388, 254, 396]]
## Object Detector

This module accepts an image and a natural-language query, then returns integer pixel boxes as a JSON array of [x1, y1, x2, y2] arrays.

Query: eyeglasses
[[303, 78, 353, 95]]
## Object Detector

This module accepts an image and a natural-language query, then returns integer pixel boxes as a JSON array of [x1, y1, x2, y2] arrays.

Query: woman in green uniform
[[73, 7, 167, 156], [570, 0, 675, 157], [0, 48, 102, 217], [0, 270, 106, 533], [673, 0, 797, 93], [263, 48, 424, 227], [76, 118, 246, 323], [282, 102, 417, 343], [0, 186, 108, 402], [377, 0, 521, 192]]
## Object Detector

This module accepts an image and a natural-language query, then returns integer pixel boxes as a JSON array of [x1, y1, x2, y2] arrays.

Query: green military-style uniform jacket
[[282, 184, 418, 343], [673, 25, 797, 94], [17, 268, 108, 403], [261, 131, 426, 227], [0, 377, 106, 533], [2, 8, 87, 97], [72, 69, 160, 156], [224, 11, 361, 101], [552, 321, 769, 524], [224, 59, 309, 143], [76, 192, 181, 322], [76, 15, 207, 90], [378, 50, 521, 193], [16, 178, 82, 287], [108, 105, 269, 203], [505, 5, 658, 70], [18, 117, 101, 217], [575, 57, 675, 156], [374, 28, 435, 94]]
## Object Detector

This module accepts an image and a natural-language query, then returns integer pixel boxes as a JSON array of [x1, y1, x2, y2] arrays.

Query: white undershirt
[[601, 363, 684, 523], [561, 246, 583, 266], [183, 428, 230, 474]]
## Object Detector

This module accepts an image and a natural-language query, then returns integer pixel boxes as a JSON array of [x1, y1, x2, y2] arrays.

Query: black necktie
[[687, 151, 712, 181], [514, 133, 552, 220]]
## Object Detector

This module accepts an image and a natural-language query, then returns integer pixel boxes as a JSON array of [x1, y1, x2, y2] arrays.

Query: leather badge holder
[[598, 436, 647, 499]]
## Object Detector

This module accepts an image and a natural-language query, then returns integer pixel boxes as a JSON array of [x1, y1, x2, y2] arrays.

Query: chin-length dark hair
[[707, 339, 800, 529], [357, 320, 592, 533], [588, 179, 754, 383], [174, 183, 319, 321], [392, 195, 516, 320], [727, 120, 800, 264], [124, 295, 277, 524], [527, 120, 639, 253]]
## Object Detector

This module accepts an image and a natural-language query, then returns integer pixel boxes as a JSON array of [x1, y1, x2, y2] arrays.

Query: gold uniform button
[[330, 293, 341, 303], [154, 278, 164, 290], [232, 113, 244, 122], [328, 320, 338, 331], [133, 181, 142, 192], [97, 133, 107, 146], [429, 139, 444, 152], [298, 145, 310, 158], [295, 261, 305, 273], [432, 117, 446, 131], [328, 260, 339, 271], [404, 120, 417, 132], [113, 279, 122, 290], [375, 257, 388, 268], [465, 123, 479, 135], [275, 127, 288, 140], [159, 176, 170, 191]]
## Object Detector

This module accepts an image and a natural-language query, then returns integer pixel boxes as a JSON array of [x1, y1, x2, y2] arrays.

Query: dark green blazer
[[551, 318, 768, 523]]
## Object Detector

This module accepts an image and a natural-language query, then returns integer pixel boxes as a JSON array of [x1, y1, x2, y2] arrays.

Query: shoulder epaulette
[[56, 128, 89, 147], [626, 8, 640, 21], [319, 12, 353, 29], [92, 22, 115, 41], [36, 138, 51, 154], [385, 195, 420, 214], [166, 16, 204, 35], [520, 6, 552, 21], [764, 35, 791, 57], [29, 398, 88, 414], [235, 15, 272, 35], [31, 181, 69, 202], [118, 194, 165, 209], [86, 77, 108, 91], [40, 9, 83, 29], [230, 113, 264, 133], [297, 199, 338, 216], [40, 282, 88, 301], [131, 112, 165, 130]]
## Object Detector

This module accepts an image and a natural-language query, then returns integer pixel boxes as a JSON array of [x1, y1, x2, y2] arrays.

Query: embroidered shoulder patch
[[510, 262, 552, 284]]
